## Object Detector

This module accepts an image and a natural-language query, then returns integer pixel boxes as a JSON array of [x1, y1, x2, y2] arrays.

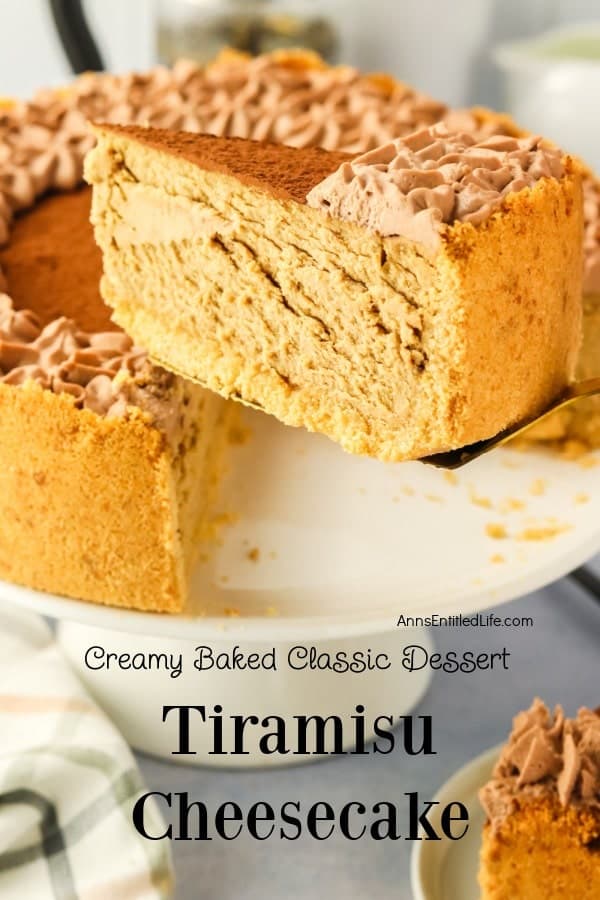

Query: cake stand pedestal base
[[57, 622, 433, 768]]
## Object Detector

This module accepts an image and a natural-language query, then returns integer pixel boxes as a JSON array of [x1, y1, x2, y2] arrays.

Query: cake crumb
[[265, 606, 279, 617], [517, 523, 571, 542], [201, 510, 239, 546], [425, 493, 444, 504], [443, 471, 459, 486], [224, 607, 240, 617], [471, 488, 493, 509], [498, 497, 526, 514], [268, 550, 278, 560], [486, 523, 508, 539], [578, 454, 599, 469], [400, 485, 415, 497], [560, 438, 590, 460], [219, 574, 229, 584], [247, 547, 260, 562], [529, 478, 547, 496], [490, 554, 505, 564], [574, 493, 590, 505]]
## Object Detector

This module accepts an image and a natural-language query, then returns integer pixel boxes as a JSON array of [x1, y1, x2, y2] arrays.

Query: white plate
[[411, 745, 500, 900], [3, 407, 600, 640]]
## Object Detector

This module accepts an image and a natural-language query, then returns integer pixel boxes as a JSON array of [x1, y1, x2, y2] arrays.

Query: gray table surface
[[138, 573, 600, 900]]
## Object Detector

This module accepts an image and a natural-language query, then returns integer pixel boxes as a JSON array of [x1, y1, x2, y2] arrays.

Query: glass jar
[[157, 0, 338, 66]]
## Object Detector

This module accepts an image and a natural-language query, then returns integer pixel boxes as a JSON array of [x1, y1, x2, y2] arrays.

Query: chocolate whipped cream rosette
[[479, 700, 600, 899], [306, 129, 565, 246]]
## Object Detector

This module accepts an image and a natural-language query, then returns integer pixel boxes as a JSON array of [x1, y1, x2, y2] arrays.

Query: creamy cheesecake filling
[[307, 128, 565, 247], [108, 184, 231, 245]]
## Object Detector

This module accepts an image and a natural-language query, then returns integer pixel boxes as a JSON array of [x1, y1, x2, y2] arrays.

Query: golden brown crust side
[[479, 796, 600, 899], [0, 381, 185, 612], [441, 161, 583, 445], [516, 290, 600, 447]]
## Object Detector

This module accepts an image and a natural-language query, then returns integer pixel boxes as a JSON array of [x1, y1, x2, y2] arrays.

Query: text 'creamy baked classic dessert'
[[479, 699, 600, 899], [86, 123, 583, 462]]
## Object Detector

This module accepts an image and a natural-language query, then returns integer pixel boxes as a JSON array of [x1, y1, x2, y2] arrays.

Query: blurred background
[[1, 1, 600, 164], [0, 1, 596, 99]]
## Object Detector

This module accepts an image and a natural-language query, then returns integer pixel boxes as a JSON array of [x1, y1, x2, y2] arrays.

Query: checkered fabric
[[0, 601, 174, 899]]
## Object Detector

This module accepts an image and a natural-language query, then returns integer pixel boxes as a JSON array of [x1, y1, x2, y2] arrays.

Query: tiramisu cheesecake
[[2, 49, 483, 610], [0, 49, 591, 609], [479, 699, 600, 899], [86, 122, 583, 462]]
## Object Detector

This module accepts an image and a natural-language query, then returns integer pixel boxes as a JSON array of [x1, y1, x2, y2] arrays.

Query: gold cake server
[[423, 377, 600, 470]]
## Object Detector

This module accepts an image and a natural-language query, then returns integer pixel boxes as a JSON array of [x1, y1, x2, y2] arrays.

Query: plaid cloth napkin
[[0, 601, 174, 900]]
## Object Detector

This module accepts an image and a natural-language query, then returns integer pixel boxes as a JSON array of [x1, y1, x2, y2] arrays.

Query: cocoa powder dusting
[[0, 187, 115, 333]]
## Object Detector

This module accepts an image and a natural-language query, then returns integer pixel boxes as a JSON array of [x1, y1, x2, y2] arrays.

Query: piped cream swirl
[[0, 293, 150, 417], [306, 127, 565, 248], [0, 52, 502, 243]]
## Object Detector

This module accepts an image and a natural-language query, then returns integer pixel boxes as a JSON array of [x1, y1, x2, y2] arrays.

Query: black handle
[[49, 0, 105, 73], [569, 566, 600, 605]]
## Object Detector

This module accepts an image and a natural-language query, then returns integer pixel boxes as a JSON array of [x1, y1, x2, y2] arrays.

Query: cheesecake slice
[[86, 124, 583, 462], [479, 700, 600, 899]]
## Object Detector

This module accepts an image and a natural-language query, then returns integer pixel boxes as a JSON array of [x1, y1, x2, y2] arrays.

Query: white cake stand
[[3, 408, 600, 767]]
